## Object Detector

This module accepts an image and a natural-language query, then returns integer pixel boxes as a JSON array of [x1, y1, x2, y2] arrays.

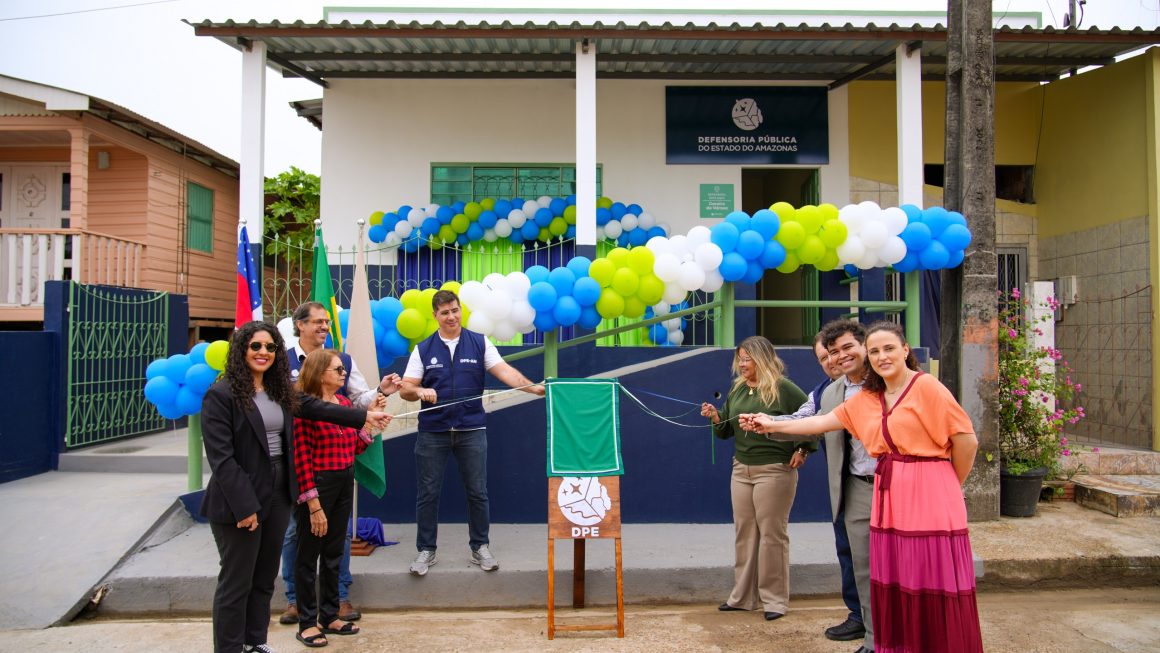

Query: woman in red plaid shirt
[[292, 349, 389, 647]]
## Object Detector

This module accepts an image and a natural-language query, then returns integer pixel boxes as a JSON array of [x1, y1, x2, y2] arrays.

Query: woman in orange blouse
[[741, 322, 982, 653]]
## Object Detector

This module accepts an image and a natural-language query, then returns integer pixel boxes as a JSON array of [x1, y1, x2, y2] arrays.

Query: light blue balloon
[[175, 386, 203, 415], [724, 211, 752, 231], [900, 204, 923, 223], [548, 267, 577, 297], [527, 282, 558, 312], [759, 240, 787, 269], [553, 296, 582, 326], [478, 210, 498, 228], [750, 209, 780, 240], [520, 221, 540, 240], [900, 222, 932, 251], [947, 211, 967, 227], [919, 240, 951, 270], [146, 358, 169, 381], [144, 376, 179, 406], [892, 252, 920, 273], [566, 256, 592, 278], [549, 198, 567, 216], [164, 354, 191, 385], [596, 208, 612, 226], [466, 223, 485, 242], [381, 329, 411, 358], [648, 323, 668, 345], [946, 248, 966, 268], [577, 306, 603, 329], [742, 260, 765, 284], [368, 224, 388, 243], [188, 342, 210, 366], [710, 222, 740, 253], [421, 217, 441, 236], [939, 224, 972, 251], [184, 364, 219, 395], [156, 401, 186, 420], [736, 230, 766, 261], [534, 208, 554, 227], [628, 229, 648, 247], [526, 265, 551, 285], [719, 252, 748, 281], [533, 310, 559, 332], [922, 207, 952, 238], [573, 277, 602, 307]]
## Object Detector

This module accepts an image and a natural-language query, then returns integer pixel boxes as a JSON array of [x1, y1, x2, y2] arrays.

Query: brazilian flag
[[310, 225, 343, 349]]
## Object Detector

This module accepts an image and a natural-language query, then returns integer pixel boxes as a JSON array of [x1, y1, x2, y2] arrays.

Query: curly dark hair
[[861, 321, 921, 395], [225, 321, 298, 413], [820, 319, 867, 350]]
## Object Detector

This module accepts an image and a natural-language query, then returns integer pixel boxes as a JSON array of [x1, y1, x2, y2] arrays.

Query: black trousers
[[295, 466, 355, 630], [209, 457, 291, 653]]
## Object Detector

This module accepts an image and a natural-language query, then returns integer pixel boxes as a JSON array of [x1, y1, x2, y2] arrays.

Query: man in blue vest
[[278, 301, 400, 625], [400, 289, 545, 576]]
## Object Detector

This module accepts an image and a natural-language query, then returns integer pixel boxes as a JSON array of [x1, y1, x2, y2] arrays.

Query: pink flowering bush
[[997, 288, 1086, 476]]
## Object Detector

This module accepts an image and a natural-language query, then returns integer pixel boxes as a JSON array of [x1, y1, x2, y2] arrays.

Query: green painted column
[[905, 270, 921, 346], [543, 330, 559, 380], [188, 413, 203, 492], [718, 283, 736, 349]]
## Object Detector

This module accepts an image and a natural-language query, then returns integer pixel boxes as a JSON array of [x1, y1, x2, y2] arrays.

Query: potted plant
[[997, 288, 1085, 517]]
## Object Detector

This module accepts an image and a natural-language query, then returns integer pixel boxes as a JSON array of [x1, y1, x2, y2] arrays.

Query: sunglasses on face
[[328, 365, 348, 376], [248, 342, 279, 353]]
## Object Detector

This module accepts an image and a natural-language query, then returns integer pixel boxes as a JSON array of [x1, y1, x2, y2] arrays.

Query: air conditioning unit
[[1054, 275, 1078, 307]]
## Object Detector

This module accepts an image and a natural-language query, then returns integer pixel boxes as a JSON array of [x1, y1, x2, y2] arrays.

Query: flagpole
[[352, 219, 363, 553]]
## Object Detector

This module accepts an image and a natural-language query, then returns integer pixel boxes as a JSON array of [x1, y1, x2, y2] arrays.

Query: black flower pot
[[999, 466, 1048, 517]]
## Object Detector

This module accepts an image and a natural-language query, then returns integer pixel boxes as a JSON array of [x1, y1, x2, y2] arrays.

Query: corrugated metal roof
[[190, 20, 1160, 88]]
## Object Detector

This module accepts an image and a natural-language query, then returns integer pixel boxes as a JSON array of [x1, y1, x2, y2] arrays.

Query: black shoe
[[718, 602, 746, 611], [825, 617, 866, 641], [853, 647, 873, 653], [764, 611, 784, 621]]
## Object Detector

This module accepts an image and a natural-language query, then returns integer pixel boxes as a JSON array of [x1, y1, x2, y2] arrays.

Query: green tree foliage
[[263, 166, 319, 269]]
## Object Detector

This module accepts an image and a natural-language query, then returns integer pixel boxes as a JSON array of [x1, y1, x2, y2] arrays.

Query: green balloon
[[776, 252, 802, 274], [438, 225, 457, 243], [637, 274, 665, 305], [589, 258, 616, 287], [797, 235, 826, 265], [596, 196, 614, 210], [464, 202, 482, 220], [611, 268, 640, 297], [607, 247, 630, 269], [205, 340, 229, 371], [627, 246, 655, 276], [819, 219, 848, 248], [451, 214, 470, 233], [400, 289, 423, 311], [564, 205, 577, 224], [596, 288, 625, 319], [797, 205, 822, 235], [549, 217, 568, 236], [369, 211, 384, 226], [623, 296, 646, 319], [397, 308, 426, 339], [776, 221, 806, 250], [817, 249, 841, 271]]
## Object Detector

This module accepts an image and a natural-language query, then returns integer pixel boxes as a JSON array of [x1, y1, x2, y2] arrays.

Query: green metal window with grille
[[431, 163, 602, 204], [186, 182, 214, 253]]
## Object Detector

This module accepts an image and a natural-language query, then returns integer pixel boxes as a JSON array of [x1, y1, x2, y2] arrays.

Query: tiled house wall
[[1038, 217, 1152, 449]]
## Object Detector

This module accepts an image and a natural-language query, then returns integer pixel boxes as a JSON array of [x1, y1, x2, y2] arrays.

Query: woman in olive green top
[[701, 335, 813, 622]]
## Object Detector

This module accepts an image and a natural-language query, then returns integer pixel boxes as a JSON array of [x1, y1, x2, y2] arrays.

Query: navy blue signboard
[[666, 87, 829, 165]]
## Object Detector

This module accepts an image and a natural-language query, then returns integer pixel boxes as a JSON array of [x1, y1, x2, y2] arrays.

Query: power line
[[0, 0, 180, 22]]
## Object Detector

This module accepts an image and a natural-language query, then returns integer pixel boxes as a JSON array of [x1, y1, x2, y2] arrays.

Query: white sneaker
[[410, 549, 437, 576], [244, 645, 277, 653], [470, 544, 499, 571]]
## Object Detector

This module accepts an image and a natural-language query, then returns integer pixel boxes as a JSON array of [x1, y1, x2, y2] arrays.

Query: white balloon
[[537, 195, 553, 207], [407, 207, 427, 227], [654, 253, 681, 282], [638, 212, 656, 231], [858, 200, 882, 212], [646, 236, 672, 255], [459, 281, 487, 309], [494, 219, 513, 238], [517, 321, 537, 334], [880, 236, 908, 265], [694, 242, 724, 271], [505, 271, 531, 296], [276, 317, 296, 344], [596, 226, 606, 241], [856, 250, 880, 270], [492, 321, 517, 342], [483, 228, 498, 242], [482, 272, 507, 290], [678, 261, 706, 292], [668, 234, 690, 260], [522, 200, 540, 215], [667, 329, 685, 346], [838, 204, 864, 233], [484, 289, 512, 321], [604, 220, 623, 239], [663, 317, 682, 330], [663, 283, 688, 305], [394, 221, 414, 238], [652, 302, 671, 317], [507, 209, 527, 228], [836, 236, 866, 264], [425, 203, 440, 215], [620, 214, 638, 231], [467, 311, 493, 336], [700, 269, 725, 293], [881, 207, 909, 236], [860, 220, 889, 249], [510, 300, 536, 328], [384, 232, 401, 247], [686, 225, 712, 248]]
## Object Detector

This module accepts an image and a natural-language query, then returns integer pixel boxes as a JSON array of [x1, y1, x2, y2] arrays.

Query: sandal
[[321, 620, 360, 636], [296, 628, 328, 648]]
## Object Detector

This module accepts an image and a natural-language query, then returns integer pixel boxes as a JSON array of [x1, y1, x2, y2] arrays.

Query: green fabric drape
[[546, 378, 623, 476], [460, 241, 525, 345]]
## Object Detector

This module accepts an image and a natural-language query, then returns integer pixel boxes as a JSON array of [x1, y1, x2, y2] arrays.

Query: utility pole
[[941, 0, 999, 520]]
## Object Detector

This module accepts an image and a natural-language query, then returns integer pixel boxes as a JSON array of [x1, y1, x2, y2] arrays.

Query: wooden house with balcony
[[0, 75, 239, 331]]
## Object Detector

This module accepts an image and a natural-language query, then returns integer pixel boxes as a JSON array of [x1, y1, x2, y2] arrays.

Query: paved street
[[7, 587, 1158, 652]]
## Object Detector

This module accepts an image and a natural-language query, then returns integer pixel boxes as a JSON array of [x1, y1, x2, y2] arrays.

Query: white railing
[[0, 229, 145, 308]]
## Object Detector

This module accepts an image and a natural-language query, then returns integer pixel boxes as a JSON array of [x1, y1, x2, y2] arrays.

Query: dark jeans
[[295, 466, 354, 630], [282, 513, 352, 603], [209, 457, 291, 653], [414, 429, 489, 552], [833, 506, 863, 623]]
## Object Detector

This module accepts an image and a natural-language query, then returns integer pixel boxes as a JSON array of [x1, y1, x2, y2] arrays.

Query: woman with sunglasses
[[291, 348, 388, 647], [200, 322, 387, 653]]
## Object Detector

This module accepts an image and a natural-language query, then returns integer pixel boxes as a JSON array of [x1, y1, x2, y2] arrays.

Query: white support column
[[240, 41, 267, 240], [896, 43, 923, 207], [575, 39, 597, 247]]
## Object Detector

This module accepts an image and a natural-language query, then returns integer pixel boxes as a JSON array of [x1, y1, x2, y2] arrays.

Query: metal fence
[[65, 283, 169, 448]]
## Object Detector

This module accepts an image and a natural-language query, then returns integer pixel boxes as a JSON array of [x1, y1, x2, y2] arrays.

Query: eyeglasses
[[248, 342, 279, 353], [328, 365, 347, 376], [299, 318, 331, 326], [737, 357, 753, 364]]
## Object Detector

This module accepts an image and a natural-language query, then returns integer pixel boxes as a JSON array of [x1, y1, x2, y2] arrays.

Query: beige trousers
[[726, 458, 798, 613]]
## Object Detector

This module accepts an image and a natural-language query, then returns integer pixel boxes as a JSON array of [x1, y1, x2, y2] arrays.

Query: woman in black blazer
[[200, 321, 384, 653]]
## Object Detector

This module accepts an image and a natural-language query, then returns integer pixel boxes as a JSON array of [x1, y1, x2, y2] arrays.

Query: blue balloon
[[751, 209, 781, 240], [743, 260, 765, 284], [900, 204, 923, 223], [164, 354, 191, 385], [947, 211, 967, 227], [628, 228, 648, 247], [922, 207, 952, 238], [175, 386, 203, 415], [566, 256, 592, 278], [616, 232, 631, 248], [844, 264, 860, 278], [156, 400, 186, 420], [647, 226, 667, 240], [577, 306, 603, 329], [939, 224, 972, 251], [402, 237, 420, 253], [759, 240, 787, 269], [382, 212, 400, 231], [467, 223, 485, 241], [919, 240, 951, 270], [534, 208, 554, 227], [421, 217, 440, 236], [566, 195, 577, 206], [533, 311, 559, 332], [736, 230, 766, 260], [526, 265, 551, 285], [184, 363, 219, 394], [509, 230, 525, 245], [596, 208, 612, 226], [899, 221, 932, 251], [478, 210, 498, 229], [337, 309, 350, 338], [548, 267, 576, 297], [719, 252, 748, 282], [456, 234, 470, 246], [724, 211, 752, 231], [549, 198, 567, 216], [710, 222, 740, 253], [610, 202, 627, 219], [553, 296, 582, 326], [892, 252, 920, 273], [373, 297, 404, 325], [520, 221, 540, 240], [189, 342, 210, 366], [566, 225, 576, 239], [493, 200, 513, 217], [527, 281, 558, 312], [946, 248, 966, 269], [372, 319, 385, 345], [381, 329, 411, 358], [573, 277, 602, 307], [144, 376, 179, 406], [648, 323, 668, 345], [451, 201, 466, 214], [627, 203, 643, 216], [368, 224, 388, 243], [397, 205, 414, 220], [511, 197, 524, 209], [436, 206, 455, 223]]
